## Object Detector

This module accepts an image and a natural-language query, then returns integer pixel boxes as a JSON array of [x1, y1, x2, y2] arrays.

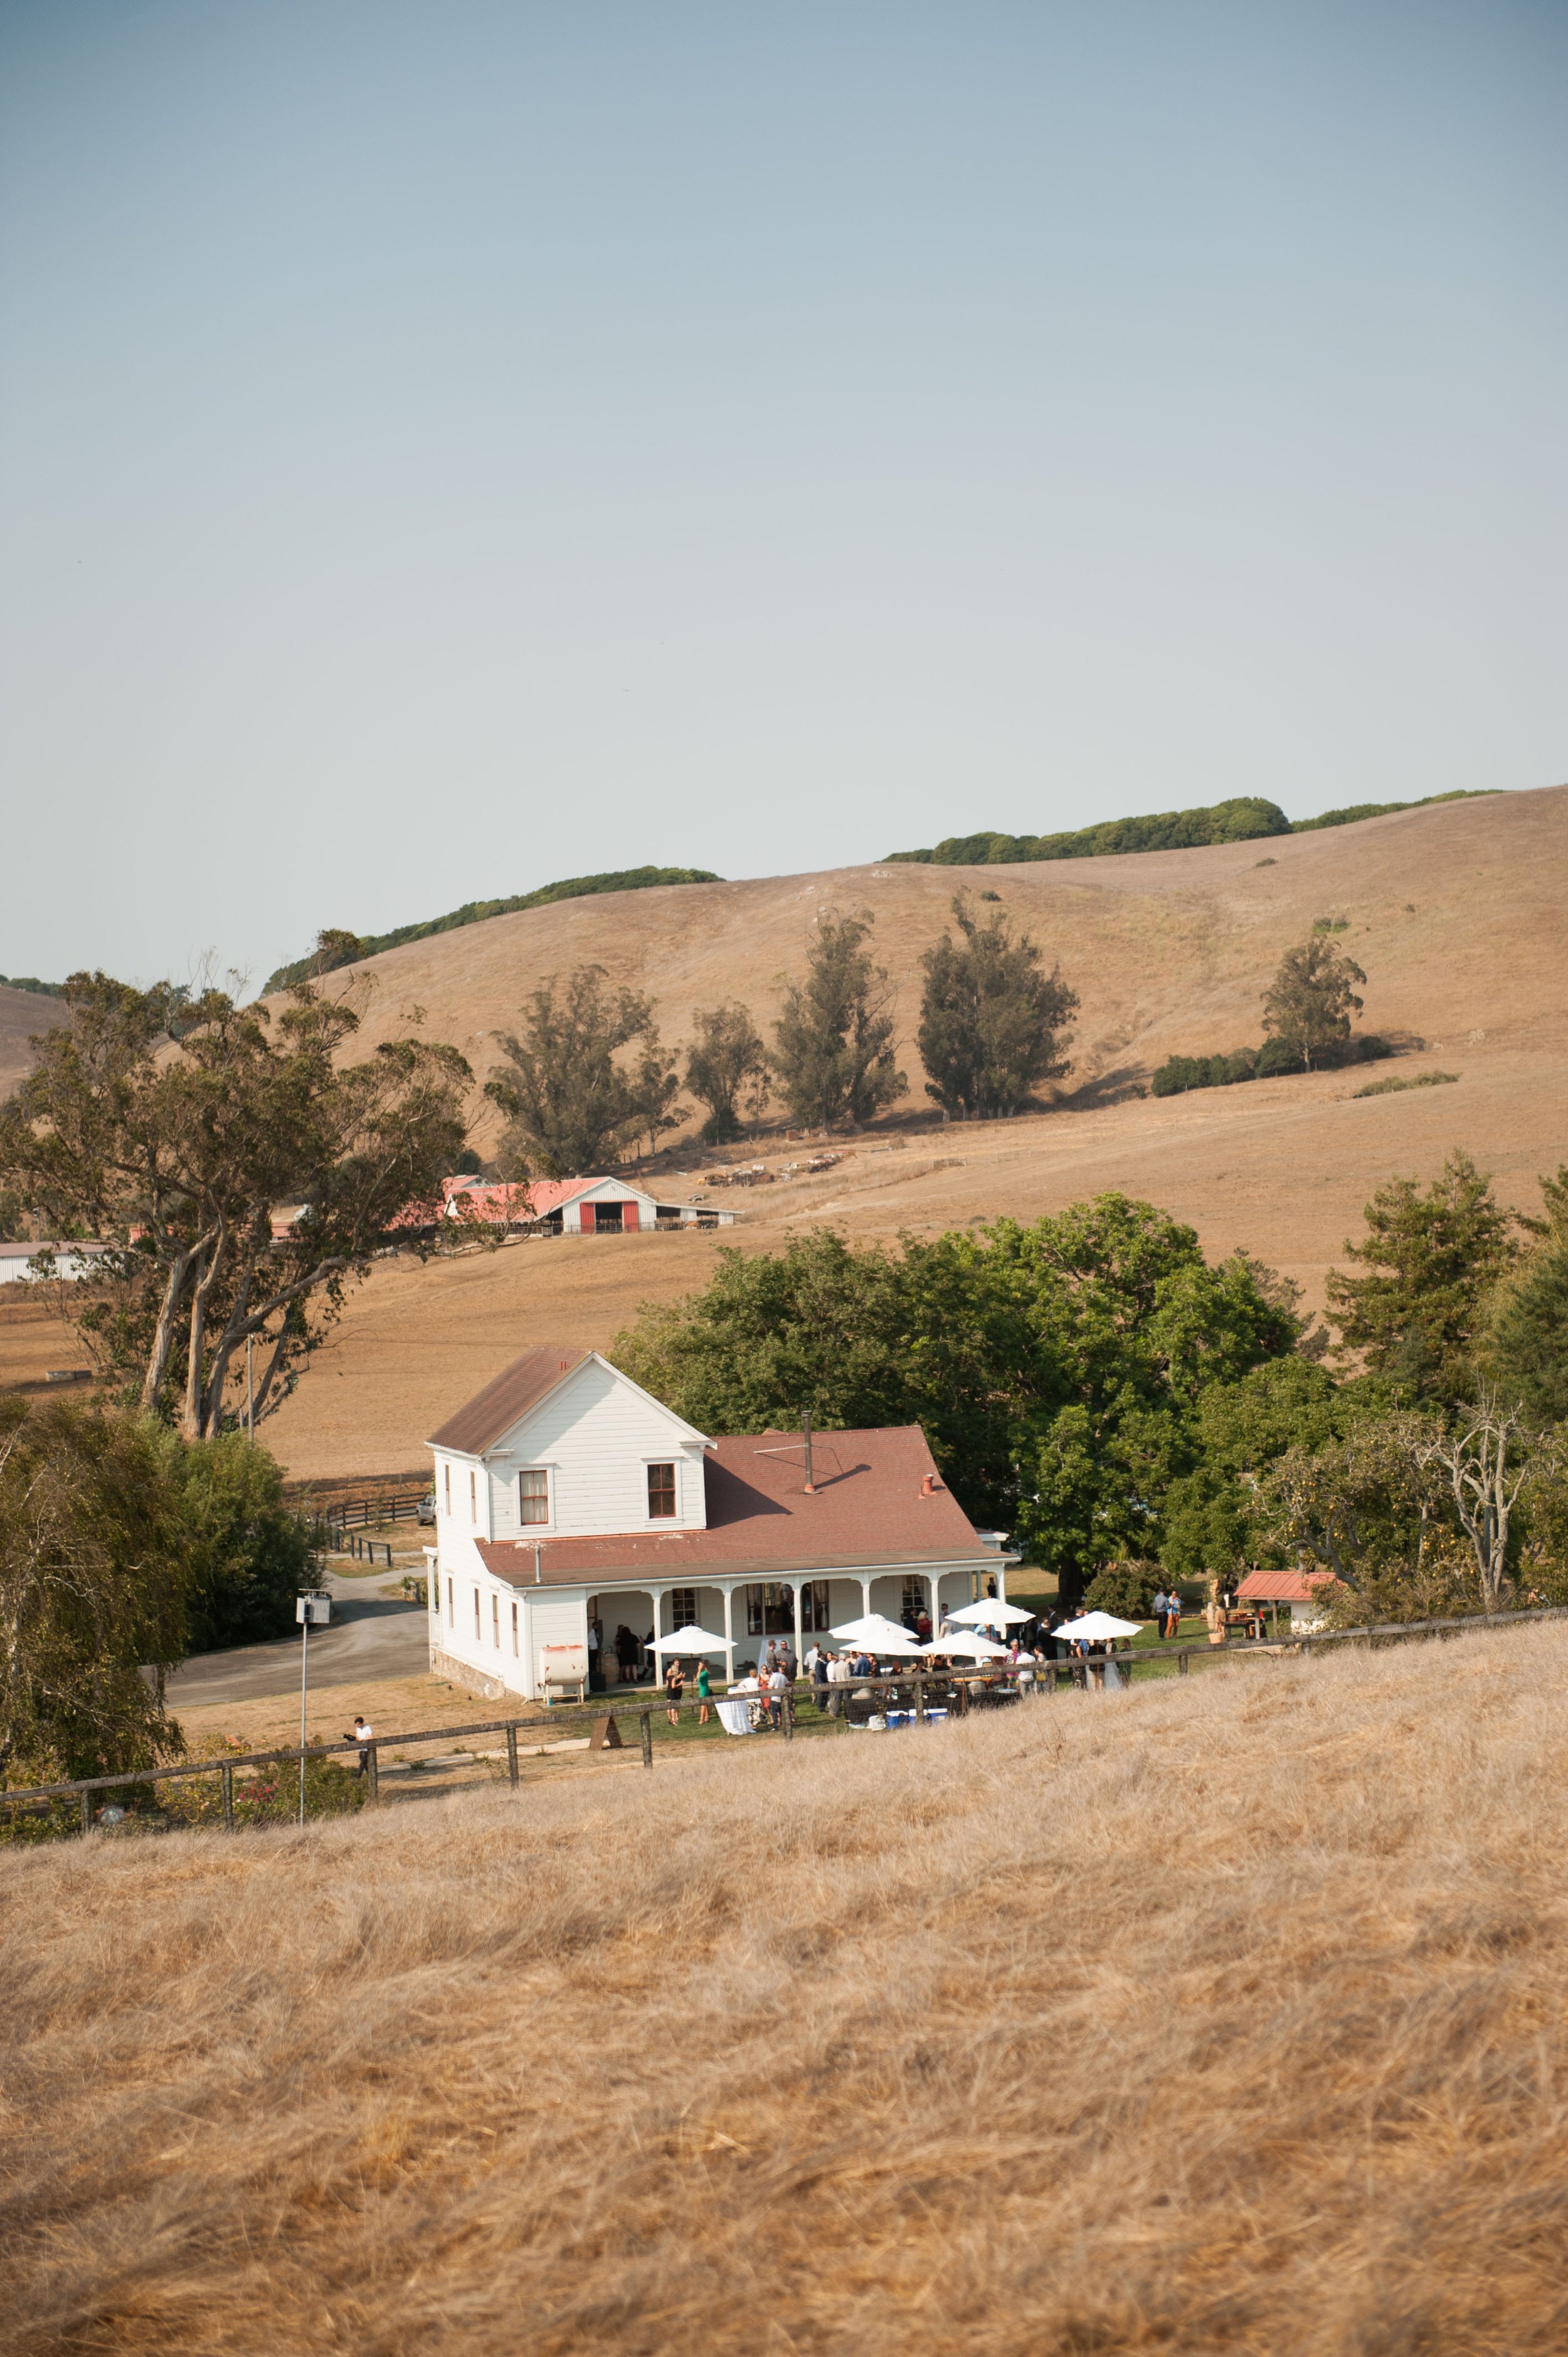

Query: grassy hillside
[[4, 786, 1562, 1476], [257, 785, 1565, 1137], [6, 1621, 1567, 2353], [262, 864, 723, 992]]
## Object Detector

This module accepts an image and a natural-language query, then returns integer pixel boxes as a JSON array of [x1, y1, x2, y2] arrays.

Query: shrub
[[1082, 1560, 1162, 1619], [173, 1435, 319, 1653], [1354, 1070, 1458, 1100], [1153, 1031, 1392, 1092], [1151, 1050, 1258, 1097]]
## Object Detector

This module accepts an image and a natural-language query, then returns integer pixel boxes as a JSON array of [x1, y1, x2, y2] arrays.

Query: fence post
[[914, 1671, 926, 1724], [366, 1744, 379, 1806], [506, 1726, 519, 1787], [783, 1683, 794, 1741], [1177, 1649, 1189, 1676], [80, 1787, 90, 1836], [221, 1762, 234, 1831], [640, 1709, 653, 1769]]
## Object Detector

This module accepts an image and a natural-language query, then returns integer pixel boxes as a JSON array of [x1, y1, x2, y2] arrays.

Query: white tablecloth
[[716, 1698, 755, 1736]]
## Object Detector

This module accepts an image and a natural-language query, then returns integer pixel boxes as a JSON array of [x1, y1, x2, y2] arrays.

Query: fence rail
[[6, 1602, 1564, 1839], [310, 1494, 430, 1538]]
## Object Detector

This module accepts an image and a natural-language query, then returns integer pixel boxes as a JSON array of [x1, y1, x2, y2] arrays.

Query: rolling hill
[[1, 783, 1563, 1476]]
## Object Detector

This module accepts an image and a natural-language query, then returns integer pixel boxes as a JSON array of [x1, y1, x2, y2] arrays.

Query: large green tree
[[0, 975, 470, 1437], [917, 894, 1079, 1120], [1487, 1166, 1568, 1425], [771, 910, 907, 1131], [0, 1397, 189, 1784], [1327, 1149, 1520, 1406], [617, 1196, 1301, 1608], [1261, 934, 1367, 1069], [487, 965, 670, 1177], [170, 1432, 320, 1652], [1160, 1354, 1350, 1582], [684, 1003, 770, 1144]]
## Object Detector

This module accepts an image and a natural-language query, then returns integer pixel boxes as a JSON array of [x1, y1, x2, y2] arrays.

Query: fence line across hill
[[5, 1602, 1565, 1840]]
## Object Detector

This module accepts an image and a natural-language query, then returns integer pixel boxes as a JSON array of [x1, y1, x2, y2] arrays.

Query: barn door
[[623, 1201, 640, 1232]]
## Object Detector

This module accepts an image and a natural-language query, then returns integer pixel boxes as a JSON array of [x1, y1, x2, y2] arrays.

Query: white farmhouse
[[424, 1346, 1014, 1701]]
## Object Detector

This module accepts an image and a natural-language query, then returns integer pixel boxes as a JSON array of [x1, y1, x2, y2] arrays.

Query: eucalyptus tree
[[0, 973, 469, 1437]]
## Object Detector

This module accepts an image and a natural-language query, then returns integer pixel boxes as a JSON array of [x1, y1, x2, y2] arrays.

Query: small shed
[[1236, 1567, 1340, 1632]]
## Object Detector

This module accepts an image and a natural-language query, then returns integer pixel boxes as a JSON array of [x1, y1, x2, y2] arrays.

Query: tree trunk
[[181, 1222, 230, 1440], [140, 1248, 196, 1418]]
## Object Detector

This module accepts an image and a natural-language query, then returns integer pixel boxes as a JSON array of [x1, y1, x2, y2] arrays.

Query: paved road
[[162, 1568, 430, 1709]]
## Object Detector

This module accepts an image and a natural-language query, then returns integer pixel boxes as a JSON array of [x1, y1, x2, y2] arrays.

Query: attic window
[[647, 1462, 676, 1519], [519, 1469, 548, 1526]]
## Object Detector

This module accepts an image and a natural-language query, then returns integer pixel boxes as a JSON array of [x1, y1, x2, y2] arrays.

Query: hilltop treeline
[[263, 866, 724, 992], [887, 787, 1496, 868]]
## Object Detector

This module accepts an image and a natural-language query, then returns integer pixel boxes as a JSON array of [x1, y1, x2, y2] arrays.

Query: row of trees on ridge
[[487, 894, 1081, 1176]]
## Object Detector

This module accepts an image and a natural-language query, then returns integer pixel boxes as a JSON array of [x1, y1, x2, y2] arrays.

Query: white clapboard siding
[[483, 1357, 707, 1539]]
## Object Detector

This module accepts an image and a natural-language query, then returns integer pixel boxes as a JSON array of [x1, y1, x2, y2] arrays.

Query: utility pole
[[295, 1591, 331, 1825], [298, 1605, 310, 1826]]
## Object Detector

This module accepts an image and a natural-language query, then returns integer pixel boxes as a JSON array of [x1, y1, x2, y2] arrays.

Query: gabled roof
[[442, 1176, 596, 1221], [1236, 1567, 1342, 1603], [475, 1425, 993, 1587], [440, 1174, 677, 1223], [426, 1346, 592, 1454]]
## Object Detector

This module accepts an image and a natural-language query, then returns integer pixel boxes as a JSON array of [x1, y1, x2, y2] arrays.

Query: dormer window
[[518, 1469, 549, 1526], [647, 1462, 676, 1519]]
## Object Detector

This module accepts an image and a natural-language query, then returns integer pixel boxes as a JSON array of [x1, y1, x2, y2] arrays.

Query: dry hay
[[5, 1622, 1568, 2353]]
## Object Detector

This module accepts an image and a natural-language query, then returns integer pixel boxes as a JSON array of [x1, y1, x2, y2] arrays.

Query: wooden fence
[[5, 1601, 1565, 1839]]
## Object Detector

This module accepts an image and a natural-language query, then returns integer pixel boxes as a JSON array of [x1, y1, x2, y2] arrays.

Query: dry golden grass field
[[2, 784, 1564, 1476], [6, 1621, 1568, 2354]]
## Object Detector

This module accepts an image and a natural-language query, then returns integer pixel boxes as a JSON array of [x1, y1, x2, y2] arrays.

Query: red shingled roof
[[1236, 1567, 1342, 1604], [475, 1425, 992, 1587], [428, 1346, 592, 1455]]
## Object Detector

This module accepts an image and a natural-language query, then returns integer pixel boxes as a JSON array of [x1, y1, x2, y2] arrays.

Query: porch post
[[859, 1574, 873, 1620], [792, 1578, 803, 1668], [721, 1583, 736, 1685], [928, 1570, 941, 1634], [648, 1587, 664, 1682]]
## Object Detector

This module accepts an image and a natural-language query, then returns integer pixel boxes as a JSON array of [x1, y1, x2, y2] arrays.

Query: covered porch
[[587, 1562, 1009, 1688]]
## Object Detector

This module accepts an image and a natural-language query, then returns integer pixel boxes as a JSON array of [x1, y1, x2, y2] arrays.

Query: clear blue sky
[[1, 0, 1562, 985]]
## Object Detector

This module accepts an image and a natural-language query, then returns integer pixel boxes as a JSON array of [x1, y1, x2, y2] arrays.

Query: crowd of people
[[618, 1589, 1209, 1725]]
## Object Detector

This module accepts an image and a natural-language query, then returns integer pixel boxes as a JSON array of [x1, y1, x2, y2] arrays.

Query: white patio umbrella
[[652, 1624, 730, 1652], [829, 1612, 926, 1658], [1052, 1611, 1144, 1642], [919, 1630, 1008, 1661], [945, 1598, 1034, 1629]]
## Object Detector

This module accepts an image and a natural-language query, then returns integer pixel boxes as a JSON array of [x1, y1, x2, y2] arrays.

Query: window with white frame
[[647, 1462, 676, 1519], [469, 1468, 477, 1523], [518, 1469, 549, 1525], [443, 1463, 451, 1513], [473, 1587, 481, 1637], [670, 1587, 698, 1628], [492, 1594, 500, 1647], [511, 1599, 519, 1656]]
